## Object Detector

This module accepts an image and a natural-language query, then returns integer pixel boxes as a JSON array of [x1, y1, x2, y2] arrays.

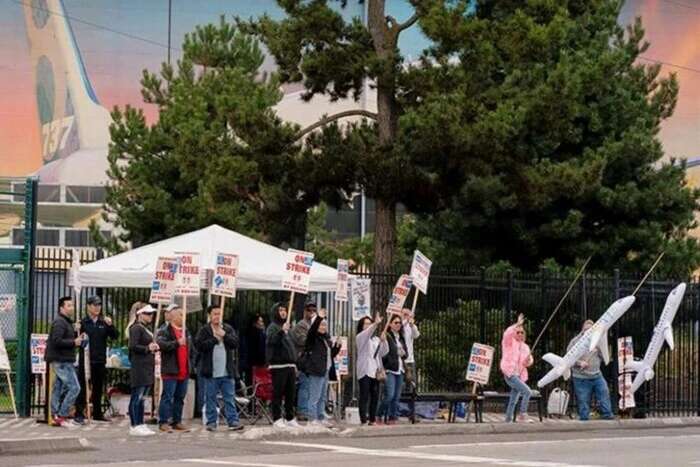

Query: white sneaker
[[286, 419, 302, 428], [129, 425, 155, 436], [63, 420, 80, 430], [273, 418, 288, 429], [138, 425, 156, 435]]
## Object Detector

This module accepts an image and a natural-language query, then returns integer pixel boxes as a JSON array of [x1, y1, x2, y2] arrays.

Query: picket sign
[[211, 253, 240, 313], [0, 332, 17, 417], [350, 278, 371, 321], [409, 250, 432, 315], [465, 343, 494, 422], [174, 252, 201, 328], [150, 256, 178, 304], [282, 249, 314, 325]]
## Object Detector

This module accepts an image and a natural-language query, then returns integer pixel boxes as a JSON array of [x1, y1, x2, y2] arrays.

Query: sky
[[1, 0, 698, 177]]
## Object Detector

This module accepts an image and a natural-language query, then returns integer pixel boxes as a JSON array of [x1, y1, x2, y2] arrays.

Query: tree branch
[[296, 110, 378, 140], [396, 13, 418, 33]]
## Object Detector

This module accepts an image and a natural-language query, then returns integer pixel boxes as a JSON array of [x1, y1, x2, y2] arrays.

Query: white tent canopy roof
[[78, 224, 338, 292]]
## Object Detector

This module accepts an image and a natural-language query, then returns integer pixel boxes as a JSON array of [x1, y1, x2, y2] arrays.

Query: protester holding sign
[[127, 304, 159, 437], [46, 297, 85, 428], [401, 308, 420, 385], [377, 313, 408, 424], [156, 306, 192, 433], [195, 305, 244, 432], [266, 302, 300, 428], [75, 295, 118, 423], [500, 313, 535, 423], [290, 300, 317, 420], [301, 308, 341, 427], [356, 315, 388, 425], [567, 320, 614, 421]]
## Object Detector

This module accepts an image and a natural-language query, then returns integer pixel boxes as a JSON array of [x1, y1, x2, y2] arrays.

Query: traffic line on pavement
[[409, 434, 700, 449], [180, 460, 299, 467], [264, 441, 602, 467]]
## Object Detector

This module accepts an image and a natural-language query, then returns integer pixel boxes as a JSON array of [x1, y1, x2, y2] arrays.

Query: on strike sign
[[333, 336, 349, 376], [149, 257, 178, 303], [31, 333, 48, 374], [174, 252, 201, 296], [386, 274, 413, 315], [336, 259, 349, 302], [282, 249, 314, 294], [466, 343, 494, 385], [410, 250, 432, 295], [212, 253, 239, 298], [350, 278, 371, 321]]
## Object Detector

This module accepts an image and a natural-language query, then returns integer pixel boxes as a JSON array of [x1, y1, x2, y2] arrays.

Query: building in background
[[1, 0, 699, 247]]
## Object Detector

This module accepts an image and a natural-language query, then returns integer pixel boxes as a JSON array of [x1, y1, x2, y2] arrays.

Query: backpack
[[547, 387, 570, 417]]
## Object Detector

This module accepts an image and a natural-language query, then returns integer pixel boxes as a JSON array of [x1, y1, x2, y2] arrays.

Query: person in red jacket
[[156, 306, 191, 433], [499, 313, 535, 423]]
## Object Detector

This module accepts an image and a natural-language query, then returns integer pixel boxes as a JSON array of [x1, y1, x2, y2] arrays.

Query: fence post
[[611, 268, 621, 413], [479, 267, 485, 343], [539, 267, 546, 352], [506, 270, 514, 323]]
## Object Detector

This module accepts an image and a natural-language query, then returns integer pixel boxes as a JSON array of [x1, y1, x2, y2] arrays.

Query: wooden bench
[[400, 391, 485, 423], [482, 390, 545, 422]]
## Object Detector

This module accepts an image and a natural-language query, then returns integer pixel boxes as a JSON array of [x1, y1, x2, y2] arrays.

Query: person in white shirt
[[355, 315, 389, 425]]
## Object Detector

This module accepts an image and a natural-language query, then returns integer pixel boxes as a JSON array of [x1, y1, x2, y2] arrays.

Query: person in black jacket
[[195, 305, 244, 432], [46, 296, 85, 428], [127, 304, 159, 436], [75, 295, 118, 423], [302, 309, 341, 426], [266, 302, 299, 428], [239, 314, 266, 388], [377, 313, 408, 424]]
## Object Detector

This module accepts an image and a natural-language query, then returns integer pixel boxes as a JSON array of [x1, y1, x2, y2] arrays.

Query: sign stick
[[5, 371, 17, 418], [286, 292, 295, 325], [632, 251, 665, 297], [182, 296, 188, 329], [410, 288, 420, 315], [531, 256, 592, 352], [153, 303, 163, 417]]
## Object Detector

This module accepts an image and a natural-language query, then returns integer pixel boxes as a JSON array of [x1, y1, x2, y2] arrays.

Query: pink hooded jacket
[[499, 324, 531, 382]]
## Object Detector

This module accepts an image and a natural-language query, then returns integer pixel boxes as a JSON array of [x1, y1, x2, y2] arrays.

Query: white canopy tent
[[78, 224, 338, 292]]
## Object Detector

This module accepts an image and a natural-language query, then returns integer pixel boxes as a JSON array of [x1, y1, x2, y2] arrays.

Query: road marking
[[410, 434, 700, 449], [180, 460, 299, 467], [264, 441, 602, 467]]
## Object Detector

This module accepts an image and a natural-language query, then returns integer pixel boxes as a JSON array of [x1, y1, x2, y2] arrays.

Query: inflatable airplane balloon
[[624, 283, 686, 394], [537, 296, 636, 388]]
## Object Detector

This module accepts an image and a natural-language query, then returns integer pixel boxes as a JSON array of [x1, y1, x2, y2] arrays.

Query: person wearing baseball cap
[[128, 304, 159, 436], [289, 300, 318, 420], [75, 295, 117, 423]]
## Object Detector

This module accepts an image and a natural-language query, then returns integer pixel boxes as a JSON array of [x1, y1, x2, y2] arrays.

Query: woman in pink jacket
[[500, 313, 535, 423]]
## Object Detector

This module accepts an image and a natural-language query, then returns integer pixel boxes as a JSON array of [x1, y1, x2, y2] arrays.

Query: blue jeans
[[377, 372, 404, 420], [205, 377, 240, 427], [573, 375, 614, 420], [307, 374, 329, 421], [159, 379, 188, 425], [505, 375, 532, 422], [129, 386, 149, 427], [297, 372, 310, 417], [51, 362, 81, 418]]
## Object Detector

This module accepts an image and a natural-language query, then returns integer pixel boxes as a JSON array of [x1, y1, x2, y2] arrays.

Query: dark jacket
[[128, 322, 155, 388], [382, 330, 408, 373], [46, 313, 77, 363], [246, 327, 267, 368], [302, 316, 341, 377], [195, 323, 239, 379], [79, 315, 118, 365], [156, 323, 194, 378], [265, 303, 297, 366]]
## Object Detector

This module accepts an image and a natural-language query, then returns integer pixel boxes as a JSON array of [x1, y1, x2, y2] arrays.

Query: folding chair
[[235, 367, 273, 425]]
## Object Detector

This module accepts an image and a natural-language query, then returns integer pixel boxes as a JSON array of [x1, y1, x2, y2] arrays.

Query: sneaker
[[205, 425, 217, 432], [286, 419, 302, 429], [518, 414, 535, 424], [171, 423, 191, 432], [51, 416, 65, 427], [63, 419, 80, 429], [139, 425, 156, 436], [228, 424, 244, 432], [273, 418, 288, 429], [130, 425, 155, 437], [73, 416, 86, 425], [320, 420, 334, 428], [159, 424, 173, 433], [309, 420, 323, 427]]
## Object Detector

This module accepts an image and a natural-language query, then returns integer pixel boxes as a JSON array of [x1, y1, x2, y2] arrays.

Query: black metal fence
[[25, 249, 700, 418]]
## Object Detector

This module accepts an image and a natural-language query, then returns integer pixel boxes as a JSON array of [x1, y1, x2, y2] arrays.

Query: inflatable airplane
[[624, 283, 686, 394], [537, 295, 636, 388], [22, 0, 111, 185]]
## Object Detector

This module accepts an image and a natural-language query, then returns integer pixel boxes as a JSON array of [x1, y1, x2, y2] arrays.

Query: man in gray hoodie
[[567, 320, 614, 421]]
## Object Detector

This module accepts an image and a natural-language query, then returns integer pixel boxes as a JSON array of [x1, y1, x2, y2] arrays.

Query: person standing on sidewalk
[[195, 305, 244, 432], [156, 306, 192, 433], [568, 319, 615, 421], [75, 295, 118, 423], [500, 313, 535, 423], [290, 300, 317, 421], [402, 308, 420, 418], [355, 315, 388, 425], [266, 302, 300, 429], [377, 313, 408, 425], [302, 308, 341, 427], [46, 296, 85, 428], [127, 304, 159, 436]]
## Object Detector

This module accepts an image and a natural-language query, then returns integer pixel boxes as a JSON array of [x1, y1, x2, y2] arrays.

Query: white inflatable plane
[[537, 295, 636, 388], [624, 283, 686, 394]]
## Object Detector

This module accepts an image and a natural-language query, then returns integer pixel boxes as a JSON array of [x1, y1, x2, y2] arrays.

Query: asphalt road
[[7, 426, 700, 467]]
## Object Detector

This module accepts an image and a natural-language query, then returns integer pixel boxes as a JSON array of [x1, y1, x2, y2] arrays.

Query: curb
[[0, 436, 92, 456]]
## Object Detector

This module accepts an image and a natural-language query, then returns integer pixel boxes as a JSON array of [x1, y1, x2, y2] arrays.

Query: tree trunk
[[373, 198, 396, 272]]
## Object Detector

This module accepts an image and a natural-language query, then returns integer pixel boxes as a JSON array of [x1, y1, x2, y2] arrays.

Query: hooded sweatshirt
[[265, 303, 297, 369], [499, 324, 531, 382]]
